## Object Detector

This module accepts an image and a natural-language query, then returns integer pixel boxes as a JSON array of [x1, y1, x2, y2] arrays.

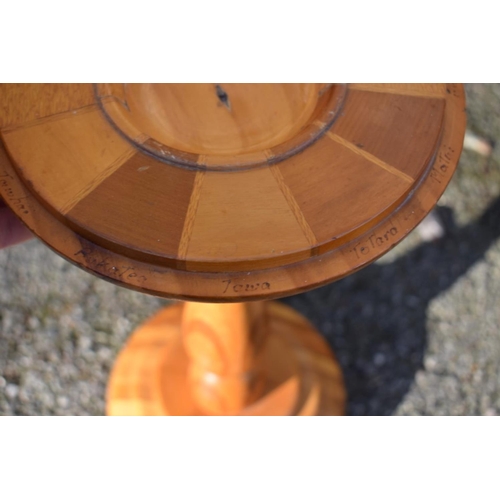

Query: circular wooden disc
[[0, 84, 466, 301]]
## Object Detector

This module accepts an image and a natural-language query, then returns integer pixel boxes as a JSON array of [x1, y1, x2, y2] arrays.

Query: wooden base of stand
[[106, 301, 346, 416]]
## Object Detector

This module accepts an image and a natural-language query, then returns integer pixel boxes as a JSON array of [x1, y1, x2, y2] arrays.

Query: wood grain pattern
[[276, 133, 411, 245], [182, 301, 267, 415], [325, 131, 414, 183], [68, 151, 198, 261], [330, 89, 446, 180], [178, 171, 206, 259], [269, 165, 317, 246], [182, 167, 313, 270], [348, 83, 446, 97], [96, 83, 346, 171], [0, 84, 95, 130], [2, 106, 136, 214], [107, 301, 346, 416], [109, 84, 321, 155], [0, 83, 466, 301]]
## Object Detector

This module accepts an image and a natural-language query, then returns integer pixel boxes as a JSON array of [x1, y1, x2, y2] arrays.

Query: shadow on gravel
[[281, 196, 500, 415]]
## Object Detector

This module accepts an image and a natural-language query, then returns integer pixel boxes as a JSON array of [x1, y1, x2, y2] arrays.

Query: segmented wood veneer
[[0, 84, 466, 301]]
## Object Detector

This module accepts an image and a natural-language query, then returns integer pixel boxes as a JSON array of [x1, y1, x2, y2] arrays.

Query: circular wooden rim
[[95, 83, 347, 171], [0, 84, 466, 302]]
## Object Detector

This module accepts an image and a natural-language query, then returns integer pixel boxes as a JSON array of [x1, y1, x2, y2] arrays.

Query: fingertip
[[0, 206, 34, 249]]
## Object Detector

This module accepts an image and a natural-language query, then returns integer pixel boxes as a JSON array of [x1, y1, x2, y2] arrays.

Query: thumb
[[0, 202, 33, 249]]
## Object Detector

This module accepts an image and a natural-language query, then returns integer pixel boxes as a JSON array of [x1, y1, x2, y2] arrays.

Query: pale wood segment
[[0, 84, 95, 130], [68, 152, 197, 260], [2, 107, 136, 215], [348, 83, 447, 97], [269, 165, 317, 246], [178, 171, 206, 259], [184, 168, 313, 265], [277, 132, 411, 244], [331, 90, 446, 180]]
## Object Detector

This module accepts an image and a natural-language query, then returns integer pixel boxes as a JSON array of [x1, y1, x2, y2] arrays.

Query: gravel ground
[[1, 84, 500, 416]]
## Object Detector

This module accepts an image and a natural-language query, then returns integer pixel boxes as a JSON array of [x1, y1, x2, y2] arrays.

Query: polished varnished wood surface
[[0, 84, 466, 301], [99, 84, 324, 156], [107, 301, 346, 416]]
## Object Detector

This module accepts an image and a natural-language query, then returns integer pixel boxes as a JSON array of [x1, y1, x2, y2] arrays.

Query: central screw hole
[[215, 84, 231, 110]]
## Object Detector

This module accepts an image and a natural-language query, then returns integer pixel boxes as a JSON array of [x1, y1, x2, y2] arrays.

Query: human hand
[[0, 198, 33, 249]]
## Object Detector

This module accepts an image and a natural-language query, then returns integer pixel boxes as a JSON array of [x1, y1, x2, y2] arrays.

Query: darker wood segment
[[331, 90, 445, 180], [0, 84, 95, 130], [68, 152, 197, 262], [278, 136, 410, 245]]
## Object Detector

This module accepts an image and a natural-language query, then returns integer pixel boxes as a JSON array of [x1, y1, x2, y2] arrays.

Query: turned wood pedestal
[[0, 84, 466, 416], [107, 301, 345, 416]]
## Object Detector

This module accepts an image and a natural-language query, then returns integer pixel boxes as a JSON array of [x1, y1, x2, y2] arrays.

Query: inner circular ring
[[95, 83, 347, 171]]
